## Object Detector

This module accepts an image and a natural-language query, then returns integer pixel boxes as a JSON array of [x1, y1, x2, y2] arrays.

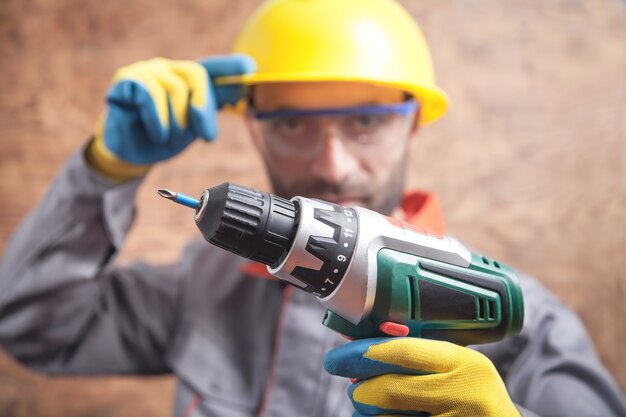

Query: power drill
[[159, 182, 524, 345]]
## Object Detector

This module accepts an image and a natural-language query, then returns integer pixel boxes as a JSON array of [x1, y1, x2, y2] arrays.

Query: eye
[[350, 113, 390, 133], [274, 117, 306, 137], [355, 114, 377, 128]]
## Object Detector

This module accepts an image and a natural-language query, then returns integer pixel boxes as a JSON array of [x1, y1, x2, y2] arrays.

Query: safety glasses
[[249, 100, 419, 158]]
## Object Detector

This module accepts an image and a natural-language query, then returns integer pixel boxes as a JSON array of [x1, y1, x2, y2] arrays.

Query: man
[[0, 0, 624, 416]]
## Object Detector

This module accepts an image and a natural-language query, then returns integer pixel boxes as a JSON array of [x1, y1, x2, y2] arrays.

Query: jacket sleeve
[[0, 147, 181, 375], [476, 273, 626, 417]]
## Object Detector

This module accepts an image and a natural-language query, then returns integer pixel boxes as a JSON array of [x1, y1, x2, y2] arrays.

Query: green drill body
[[323, 249, 524, 344]]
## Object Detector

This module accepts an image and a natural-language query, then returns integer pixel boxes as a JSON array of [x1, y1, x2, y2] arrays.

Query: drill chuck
[[193, 183, 297, 268], [193, 183, 359, 298]]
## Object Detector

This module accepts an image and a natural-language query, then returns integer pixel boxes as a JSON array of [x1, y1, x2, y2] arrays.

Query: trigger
[[378, 321, 409, 337]]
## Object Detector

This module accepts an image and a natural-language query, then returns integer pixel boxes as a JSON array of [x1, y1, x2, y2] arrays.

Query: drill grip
[[323, 249, 524, 345]]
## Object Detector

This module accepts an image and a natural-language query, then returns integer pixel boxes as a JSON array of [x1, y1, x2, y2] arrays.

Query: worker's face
[[245, 82, 418, 215]]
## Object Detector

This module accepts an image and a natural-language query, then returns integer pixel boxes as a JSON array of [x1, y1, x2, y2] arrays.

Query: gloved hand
[[324, 337, 520, 417], [86, 55, 255, 182]]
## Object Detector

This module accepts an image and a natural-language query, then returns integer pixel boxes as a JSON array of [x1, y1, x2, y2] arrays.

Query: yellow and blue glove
[[86, 55, 255, 182], [324, 338, 520, 417]]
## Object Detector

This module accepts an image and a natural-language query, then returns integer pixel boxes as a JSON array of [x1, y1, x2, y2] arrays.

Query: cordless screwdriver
[[159, 183, 524, 345]]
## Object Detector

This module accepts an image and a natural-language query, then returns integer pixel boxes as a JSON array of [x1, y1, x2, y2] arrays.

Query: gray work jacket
[[1, 151, 625, 417]]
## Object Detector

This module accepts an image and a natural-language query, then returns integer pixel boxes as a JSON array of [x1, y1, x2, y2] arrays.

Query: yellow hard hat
[[218, 0, 448, 124]]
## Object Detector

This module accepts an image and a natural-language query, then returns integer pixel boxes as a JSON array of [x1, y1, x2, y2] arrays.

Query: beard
[[264, 150, 409, 216]]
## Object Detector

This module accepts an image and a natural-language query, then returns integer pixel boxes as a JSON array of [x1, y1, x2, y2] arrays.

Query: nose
[[310, 127, 360, 185]]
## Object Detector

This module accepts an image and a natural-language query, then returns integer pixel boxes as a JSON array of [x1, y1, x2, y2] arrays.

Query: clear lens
[[257, 109, 414, 157]]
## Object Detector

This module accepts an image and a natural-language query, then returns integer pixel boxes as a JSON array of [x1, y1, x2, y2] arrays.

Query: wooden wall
[[0, 0, 624, 415]]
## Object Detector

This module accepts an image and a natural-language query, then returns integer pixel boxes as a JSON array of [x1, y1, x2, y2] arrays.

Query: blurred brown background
[[1, 0, 625, 415]]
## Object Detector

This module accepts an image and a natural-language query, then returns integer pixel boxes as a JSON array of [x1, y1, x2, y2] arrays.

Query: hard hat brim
[[216, 73, 448, 125]]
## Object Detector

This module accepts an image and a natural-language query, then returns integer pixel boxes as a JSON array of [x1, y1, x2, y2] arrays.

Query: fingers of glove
[[351, 404, 429, 417], [147, 61, 191, 131], [349, 374, 445, 416], [168, 60, 218, 141], [352, 414, 426, 417], [106, 71, 169, 144], [352, 372, 521, 417], [325, 338, 458, 380], [199, 53, 256, 79], [113, 58, 208, 141], [199, 54, 256, 108], [326, 337, 486, 380], [103, 105, 194, 164]]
